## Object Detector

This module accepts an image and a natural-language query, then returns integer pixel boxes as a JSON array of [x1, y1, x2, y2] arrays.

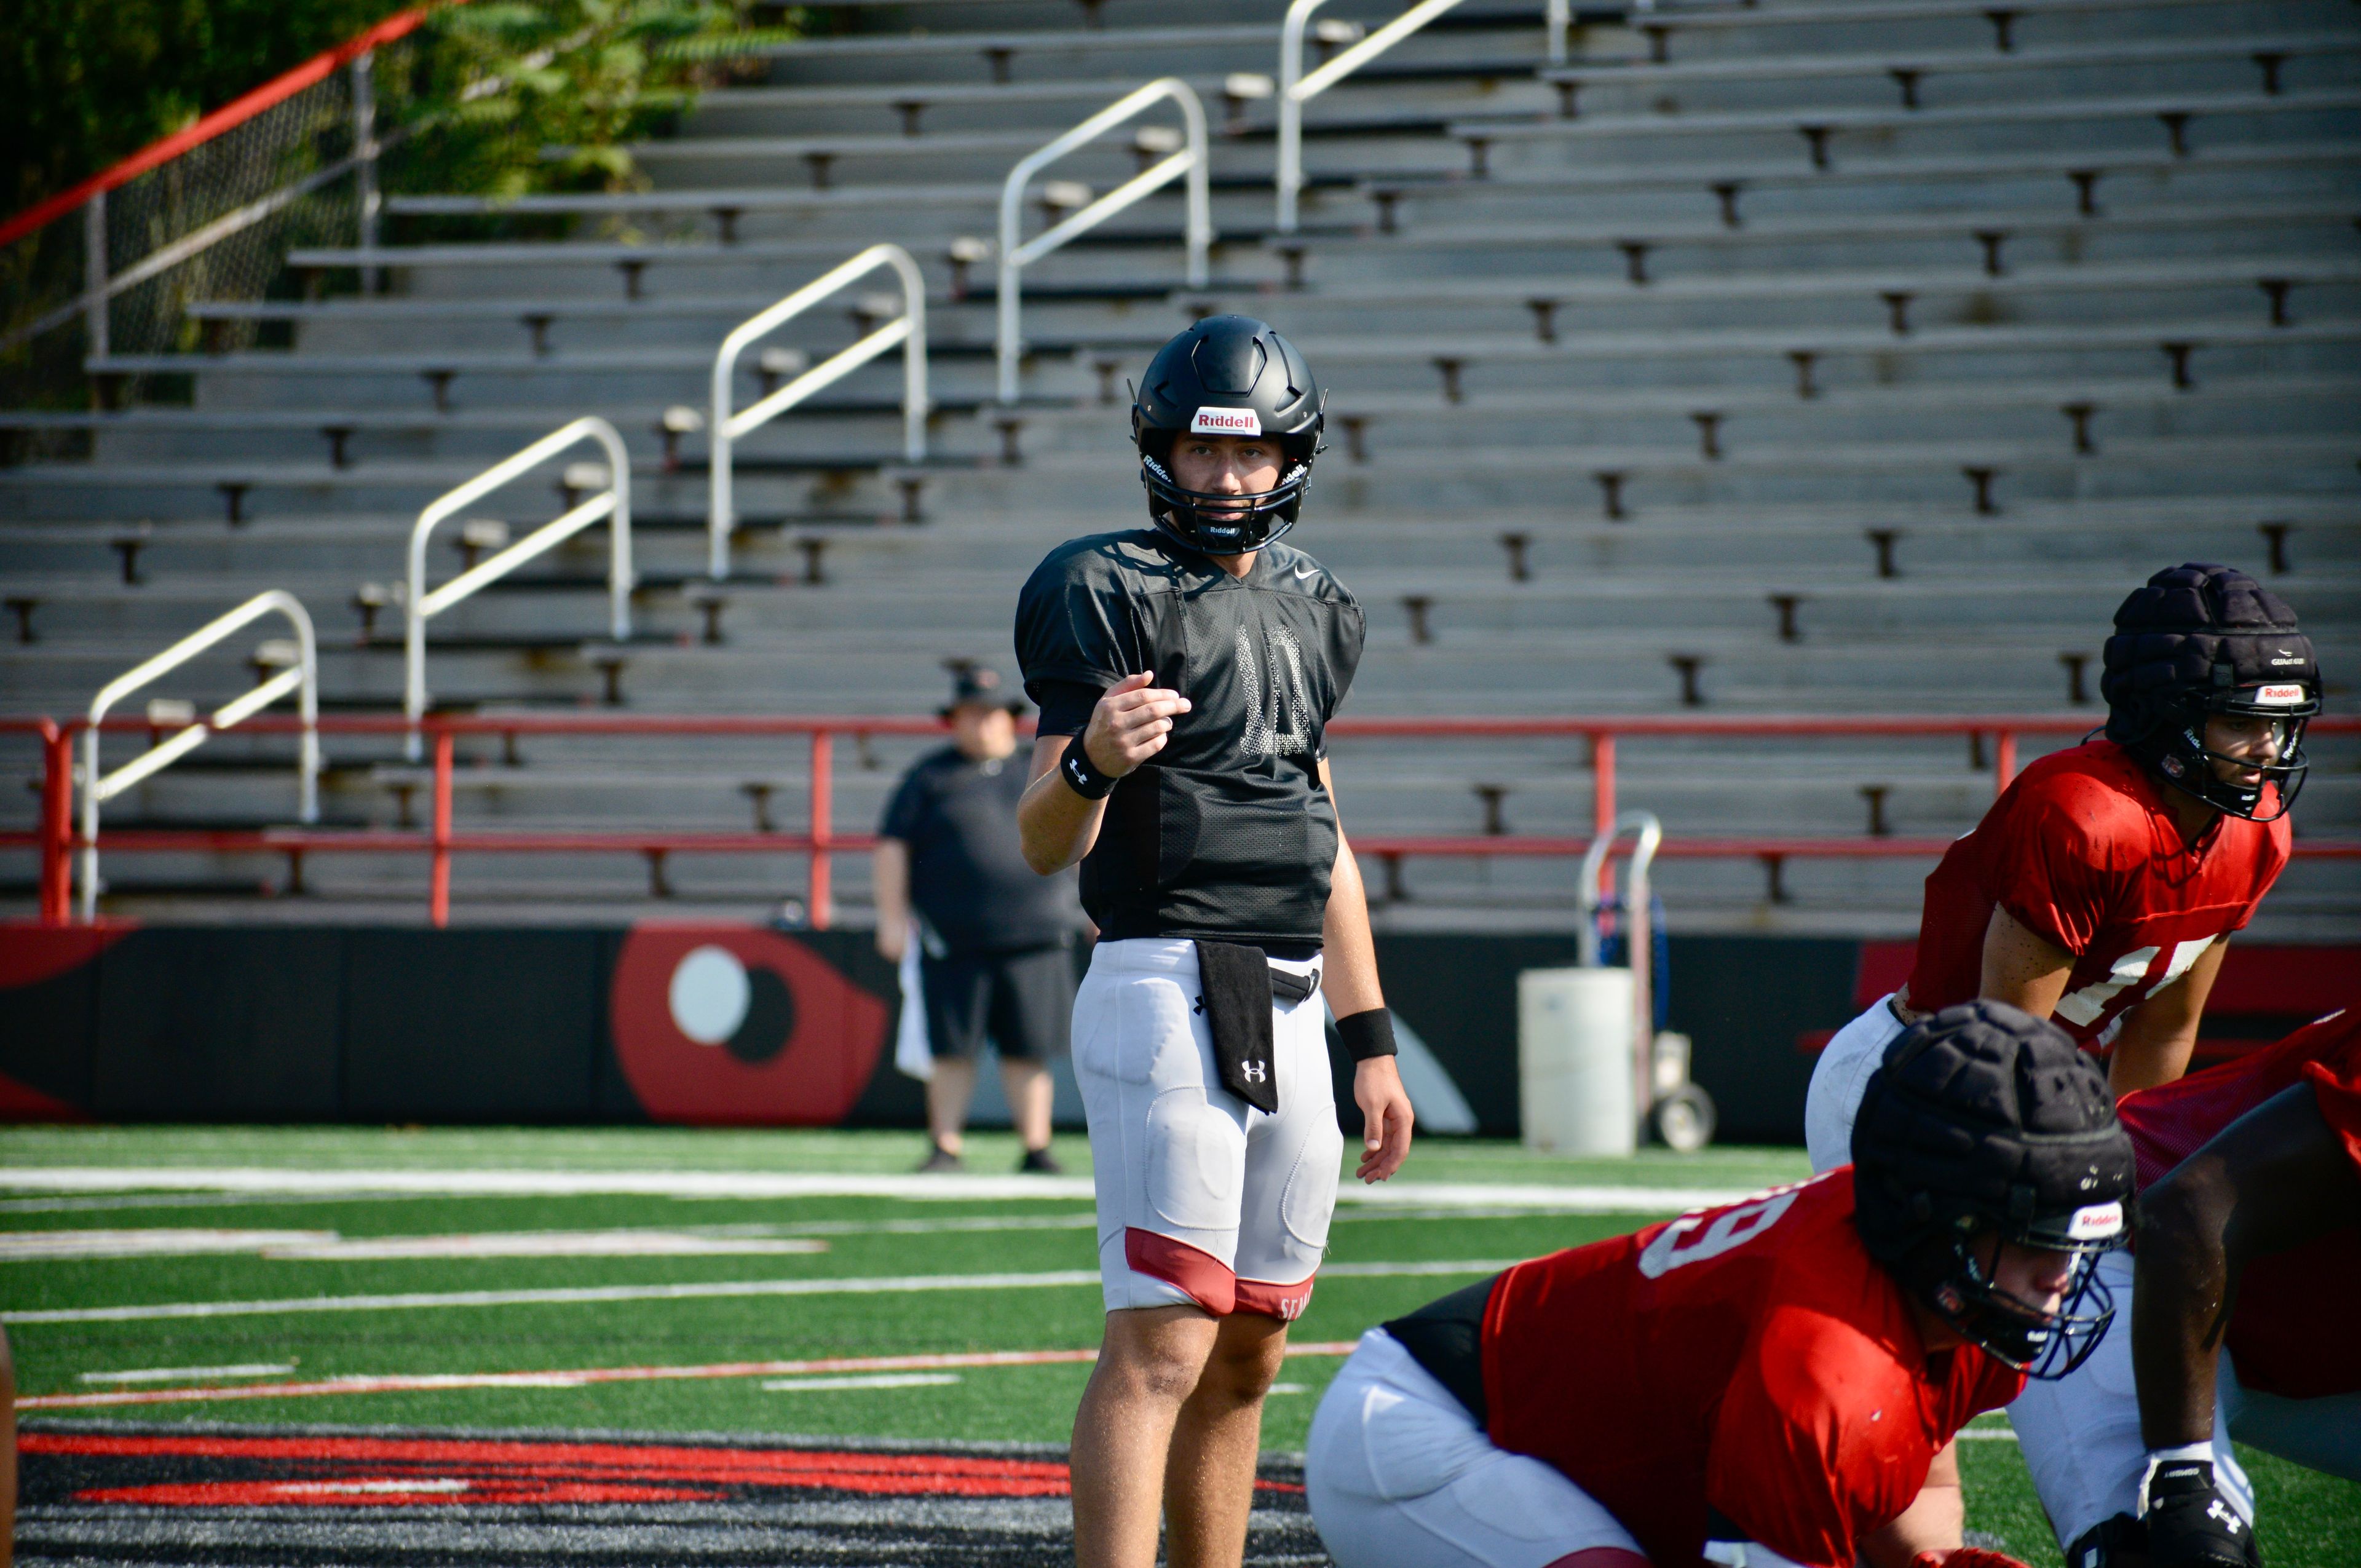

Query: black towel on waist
[[1194, 940, 1278, 1114]]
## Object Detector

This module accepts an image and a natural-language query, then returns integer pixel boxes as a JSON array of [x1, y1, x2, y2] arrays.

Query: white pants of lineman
[[1308, 1329, 1647, 1568], [2009, 1248, 2361, 1552], [1072, 938, 1342, 1318], [1805, 994, 1910, 1175]]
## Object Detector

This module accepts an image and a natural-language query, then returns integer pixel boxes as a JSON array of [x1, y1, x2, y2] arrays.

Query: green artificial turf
[[6, 1126, 2354, 1564]]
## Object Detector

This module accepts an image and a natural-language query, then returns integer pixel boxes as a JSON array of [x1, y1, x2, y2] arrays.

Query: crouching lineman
[[1013, 315, 1415, 1568], [1307, 1000, 2135, 1568], [1806, 561, 2318, 1173], [2008, 1007, 2361, 1567]]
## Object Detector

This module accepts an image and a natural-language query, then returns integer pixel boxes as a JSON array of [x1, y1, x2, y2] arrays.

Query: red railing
[[6, 711, 2357, 929], [0, 7, 435, 251]]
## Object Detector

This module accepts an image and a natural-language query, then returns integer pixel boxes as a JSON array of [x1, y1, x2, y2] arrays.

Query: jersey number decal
[[1637, 1187, 1801, 1279], [1236, 625, 1313, 756], [2052, 936, 2215, 1028]]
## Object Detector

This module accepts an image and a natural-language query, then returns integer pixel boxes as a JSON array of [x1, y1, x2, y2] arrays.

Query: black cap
[[940, 663, 1026, 719]]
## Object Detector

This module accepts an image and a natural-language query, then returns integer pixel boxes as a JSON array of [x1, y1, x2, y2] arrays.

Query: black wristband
[[1335, 1008, 1398, 1061], [1059, 743, 1118, 801]]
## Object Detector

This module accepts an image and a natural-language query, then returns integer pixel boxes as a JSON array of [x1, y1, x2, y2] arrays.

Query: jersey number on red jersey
[[2052, 935, 2217, 1032], [1639, 1185, 1806, 1279]]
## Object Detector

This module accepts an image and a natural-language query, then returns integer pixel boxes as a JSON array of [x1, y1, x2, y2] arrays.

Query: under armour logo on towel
[[1235, 625, 1311, 756], [1193, 995, 1205, 1014], [1242, 1061, 1268, 1084]]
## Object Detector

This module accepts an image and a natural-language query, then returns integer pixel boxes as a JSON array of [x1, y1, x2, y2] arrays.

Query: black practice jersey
[[1013, 528, 1364, 947], [880, 745, 1084, 956]]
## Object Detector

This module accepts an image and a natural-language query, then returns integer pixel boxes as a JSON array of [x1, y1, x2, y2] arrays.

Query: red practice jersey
[[1905, 741, 2288, 1051], [2116, 1008, 2361, 1399], [1480, 1172, 2023, 1568]]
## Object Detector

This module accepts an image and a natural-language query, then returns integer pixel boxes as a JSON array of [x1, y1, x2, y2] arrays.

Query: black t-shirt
[[880, 744, 1083, 956], [1013, 528, 1364, 948]]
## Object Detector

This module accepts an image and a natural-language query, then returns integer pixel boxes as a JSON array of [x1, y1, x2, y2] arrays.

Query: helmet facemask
[[2132, 683, 2316, 823], [1140, 443, 1313, 555], [1908, 1208, 2124, 1380]]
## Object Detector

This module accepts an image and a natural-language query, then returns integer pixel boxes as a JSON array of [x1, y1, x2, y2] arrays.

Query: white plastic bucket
[[1518, 967, 1637, 1156]]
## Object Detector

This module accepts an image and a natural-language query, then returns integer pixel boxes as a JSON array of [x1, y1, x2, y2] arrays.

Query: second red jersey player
[[1805, 563, 2320, 1173], [1904, 739, 2287, 1053]]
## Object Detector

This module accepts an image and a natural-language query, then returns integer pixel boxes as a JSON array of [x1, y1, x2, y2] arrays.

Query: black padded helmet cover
[[1854, 1000, 2134, 1258], [1853, 1001, 2135, 1376], [1131, 315, 1324, 553], [2102, 563, 2317, 737]]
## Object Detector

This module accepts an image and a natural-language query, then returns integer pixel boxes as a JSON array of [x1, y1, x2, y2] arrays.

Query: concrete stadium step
[[1539, 30, 2360, 119], [1448, 88, 2361, 176], [1354, 141, 2361, 231], [1615, 0, 2336, 64]]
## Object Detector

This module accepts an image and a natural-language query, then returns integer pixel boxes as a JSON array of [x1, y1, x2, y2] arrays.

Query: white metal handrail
[[708, 244, 927, 581], [1578, 809, 1663, 1134], [997, 78, 1210, 405], [80, 590, 319, 921], [1279, 0, 1578, 233], [406, 416, 632, 759]]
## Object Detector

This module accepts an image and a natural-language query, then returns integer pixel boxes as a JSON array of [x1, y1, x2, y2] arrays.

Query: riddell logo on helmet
[[1190, 406, 1261, 436], [2065, 1202, 2124, 1241], [2253, 684, 2307, 705]]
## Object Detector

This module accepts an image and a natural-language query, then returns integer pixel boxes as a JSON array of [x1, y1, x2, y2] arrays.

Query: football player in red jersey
[[1806, 563, 2319, 1174], [1305, 1002, 2135, 1568], [2008, 1009, 2361, 1568]]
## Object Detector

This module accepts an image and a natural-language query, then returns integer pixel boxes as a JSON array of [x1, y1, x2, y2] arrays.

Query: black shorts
[[919, 944, 1077, 1063]]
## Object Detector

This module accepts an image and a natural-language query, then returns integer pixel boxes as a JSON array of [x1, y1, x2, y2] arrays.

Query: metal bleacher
[[0, 0, 2355, 934]]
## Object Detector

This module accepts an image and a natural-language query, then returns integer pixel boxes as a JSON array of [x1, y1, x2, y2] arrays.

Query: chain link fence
[[0, 26, 437, 443]]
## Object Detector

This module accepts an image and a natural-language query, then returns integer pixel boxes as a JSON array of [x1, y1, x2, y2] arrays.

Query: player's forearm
[[1018, 737, 1104, 874], [1321, 838, 1384, 1018], [2133, 1157, 2234, 1447]]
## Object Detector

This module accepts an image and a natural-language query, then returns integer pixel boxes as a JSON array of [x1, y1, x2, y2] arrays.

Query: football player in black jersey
[[1014, 317, 1415, 1568]]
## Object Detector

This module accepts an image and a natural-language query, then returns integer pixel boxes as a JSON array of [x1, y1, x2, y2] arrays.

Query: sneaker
[[1019, 1147, 1064, 1175], [918, 1144, 963, 1173]]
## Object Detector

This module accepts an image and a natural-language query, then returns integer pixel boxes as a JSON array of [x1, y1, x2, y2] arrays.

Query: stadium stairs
[[0, 0, 2354, 934]]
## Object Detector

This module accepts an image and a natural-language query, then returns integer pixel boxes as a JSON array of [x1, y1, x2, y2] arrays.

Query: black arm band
[[1059, 743, 1118, 801], [1335, 1008, 1398, 1062]]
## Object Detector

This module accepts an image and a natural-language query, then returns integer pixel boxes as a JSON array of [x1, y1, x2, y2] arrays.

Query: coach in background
[[875, 665, 1085, 1174], [1014, 316, 1414, 1568]]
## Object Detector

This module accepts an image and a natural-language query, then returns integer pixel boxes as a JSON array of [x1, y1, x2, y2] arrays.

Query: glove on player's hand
[[2142, 1460, 2261, 1568], [1912, 1548, 2035, 1568]]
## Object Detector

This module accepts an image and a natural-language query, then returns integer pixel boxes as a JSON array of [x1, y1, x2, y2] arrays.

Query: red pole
[[1994, 731, 2018, 799], [429, 729, 454, 927], [809, 730, 834, 929], [39, 723, 71, 926], [1591, 730, 1617, 897]]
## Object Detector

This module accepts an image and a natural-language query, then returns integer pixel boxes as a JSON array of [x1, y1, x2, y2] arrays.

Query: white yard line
[[4, 1258, 1516, 1328], [79, 1362, 297, 1384], [20, 1341, 1364, 1411], [762, 1372, 963, 1391], [0, 1166, 1755, 1213]]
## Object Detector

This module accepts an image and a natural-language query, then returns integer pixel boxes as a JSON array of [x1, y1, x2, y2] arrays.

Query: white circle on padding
[[669, 945, 750, 1045]]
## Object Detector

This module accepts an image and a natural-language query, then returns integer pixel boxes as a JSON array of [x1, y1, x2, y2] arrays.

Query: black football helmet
[[2100, 563, 2319, 822], [1131, 315, 1324, 555], [1852, 1000, 2136, 1380]]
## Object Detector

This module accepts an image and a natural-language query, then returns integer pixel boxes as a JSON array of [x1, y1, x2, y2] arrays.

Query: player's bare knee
[[1200, 1321, 1288, 1404]]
